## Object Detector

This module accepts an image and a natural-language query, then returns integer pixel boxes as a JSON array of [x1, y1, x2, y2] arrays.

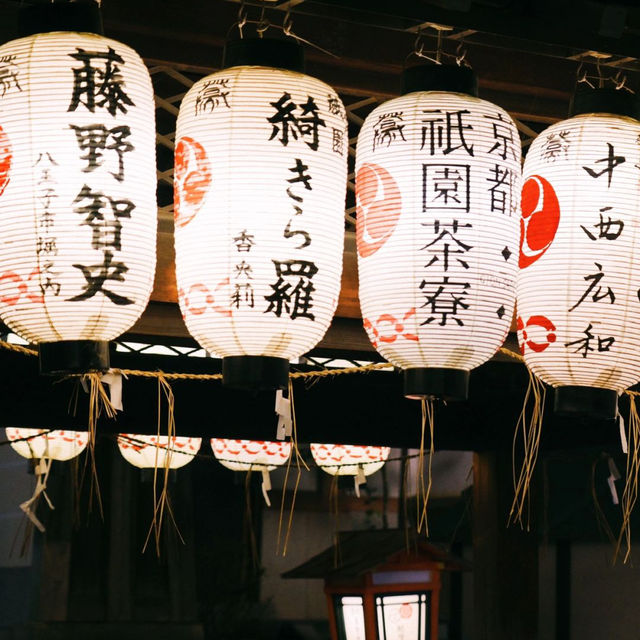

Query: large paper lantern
[[117, 434, 201, 469], [356, 65, 521, 400], [211, 438, 292, 505], [310, 443, 390, 497], [6, 428, 88, 461], [174, 38, 348, 390], [0, 1, 157, 374], [517, 87, 640, 419]]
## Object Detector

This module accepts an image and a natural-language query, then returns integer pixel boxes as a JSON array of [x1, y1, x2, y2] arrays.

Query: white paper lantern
[[310, 443, 390, 476], [517, 88, 640, 418], [211, 438, 292, 472], [6, 427, 88, 461], [117, 434, 201, 469], [356, 66, 521, 400], [0, 3, 157, 374], [211, 437, 292, 505], [174, 38, 348, 390]]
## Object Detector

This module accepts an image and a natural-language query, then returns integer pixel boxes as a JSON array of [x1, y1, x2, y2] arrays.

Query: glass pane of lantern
[[337, 596, 366, 640], [376, 593, 429, 640]]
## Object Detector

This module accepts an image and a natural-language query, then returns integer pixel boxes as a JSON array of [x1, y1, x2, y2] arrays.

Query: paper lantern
[[0, 1, 157, 374], [310, 443, 390, 497], [211, 438, 292, 505], [6, 428, 88, 461], [517, 87, 640, 419], [174, 38, 348, 390], [117, 434, 201, 469], [356, 65, 521, 400]]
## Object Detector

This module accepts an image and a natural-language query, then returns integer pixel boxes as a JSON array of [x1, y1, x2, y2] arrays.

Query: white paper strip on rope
[[174, 42, 348, 386], [211, 438, 292, 472], [0, 32, 157, 353], [6, 428, 88, 461], [518, 110, 640, 398], [356, 76, 521, 399], [117, 434, 201, 469]]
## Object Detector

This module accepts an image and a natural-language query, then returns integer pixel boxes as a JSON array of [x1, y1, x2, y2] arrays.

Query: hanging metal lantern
[[174, 38, 348, 390], [517, 86, 640, 420], [211, 438, 292, 505], [356, 65, 521, 400], [117, 434, 201, 469], [0, 1, 157, 375], [6, 427, 88, 461], [310, 443, 390, 497]]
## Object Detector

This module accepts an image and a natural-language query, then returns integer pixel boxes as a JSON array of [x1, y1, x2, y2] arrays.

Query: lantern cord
[[416, 398, 435, 536], [615, 395, 640, 564], [509, 367, 545, 530], [330, 473, 341, 568], [143, 375, 184, 556]]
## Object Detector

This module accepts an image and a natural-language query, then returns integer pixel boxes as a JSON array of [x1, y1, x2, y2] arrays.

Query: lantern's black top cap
[[19, 0, 103, 37], [223, 37, 305, 73], [570, 86, 640, 120], [402, 64, 478, 97]]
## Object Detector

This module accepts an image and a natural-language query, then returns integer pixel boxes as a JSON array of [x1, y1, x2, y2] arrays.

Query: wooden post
[[473, 451, 538, 640]]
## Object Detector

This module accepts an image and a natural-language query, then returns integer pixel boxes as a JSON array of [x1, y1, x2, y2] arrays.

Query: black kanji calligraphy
[[70, 124, 133, 182], [231, 282, 255, 309], [234, 261, 253, 279], [372, 112, 406, 151], [486, 164, 515, 215], [268, 92, 326, 150], [0, 55, 21, 97], [233, 230, 255, 252], [423, 164, 470, 212], [581, 206, 624, 241], [542, 130, 571, 162], [264, 259, 318, 320], [565, 323, 615, 358], [332, 128, 344, 155], [421, 219, 473, 271], [421, 109, 474, 156], [194, 78, 231, 114], [583, 143, 625, 187], [327, 94, 346, 120], [569, 262, 616, 312], [287, 158, 313, 191], [68, 47, 134, 116], [283, 219, 311, 249], [419, 276, 470, 326], [484, 111, 516, 160], [69, 251, 133, 305]]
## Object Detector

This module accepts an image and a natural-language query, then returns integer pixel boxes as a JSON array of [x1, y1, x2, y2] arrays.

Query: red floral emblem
[[174, 137, 212, 227]]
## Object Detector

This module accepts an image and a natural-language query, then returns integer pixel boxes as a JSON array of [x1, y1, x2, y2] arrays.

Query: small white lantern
[[0, 1, 157, 374], [310, 443, 390, 497], [6, 427, 88, 461], [211, 437, 292, 505], [117, 434, 201, 469], [517, 87, 640, 419], [356, 65, 521, 400], [174, 38, 348, 390]]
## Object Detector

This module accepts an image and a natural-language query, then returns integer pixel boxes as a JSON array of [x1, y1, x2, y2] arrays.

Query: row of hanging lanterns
[[0, 0, 638, 419]]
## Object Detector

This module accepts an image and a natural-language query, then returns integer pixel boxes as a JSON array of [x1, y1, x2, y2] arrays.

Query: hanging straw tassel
[[19, 457, 54, 533], [143, 375, 184, 556], [615, 392, 640, 564], [509, 367, 546, 530], [276, 379, 309, 557], [416, 398, 435, 536], [80, 372, 117, 518]]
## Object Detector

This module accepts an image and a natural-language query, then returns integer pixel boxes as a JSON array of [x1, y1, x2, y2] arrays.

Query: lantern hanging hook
[[613, 71, 634, 94], [279, 10, 340, 59], [236, 1, 248, 39], [576, 62, 596, 89], [455, 42, 468, 67]]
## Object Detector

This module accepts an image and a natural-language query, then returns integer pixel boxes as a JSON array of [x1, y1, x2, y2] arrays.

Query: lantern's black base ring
[[404, 367, 469, 401], [401, 64, 478, 97], [223, 37, 304, 73], [39, 340, 110, 376], [554, 386, 618, 421], [19, 0, 103, 37], [570, 87, 640, 120], [222, 355, 289, 391]]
